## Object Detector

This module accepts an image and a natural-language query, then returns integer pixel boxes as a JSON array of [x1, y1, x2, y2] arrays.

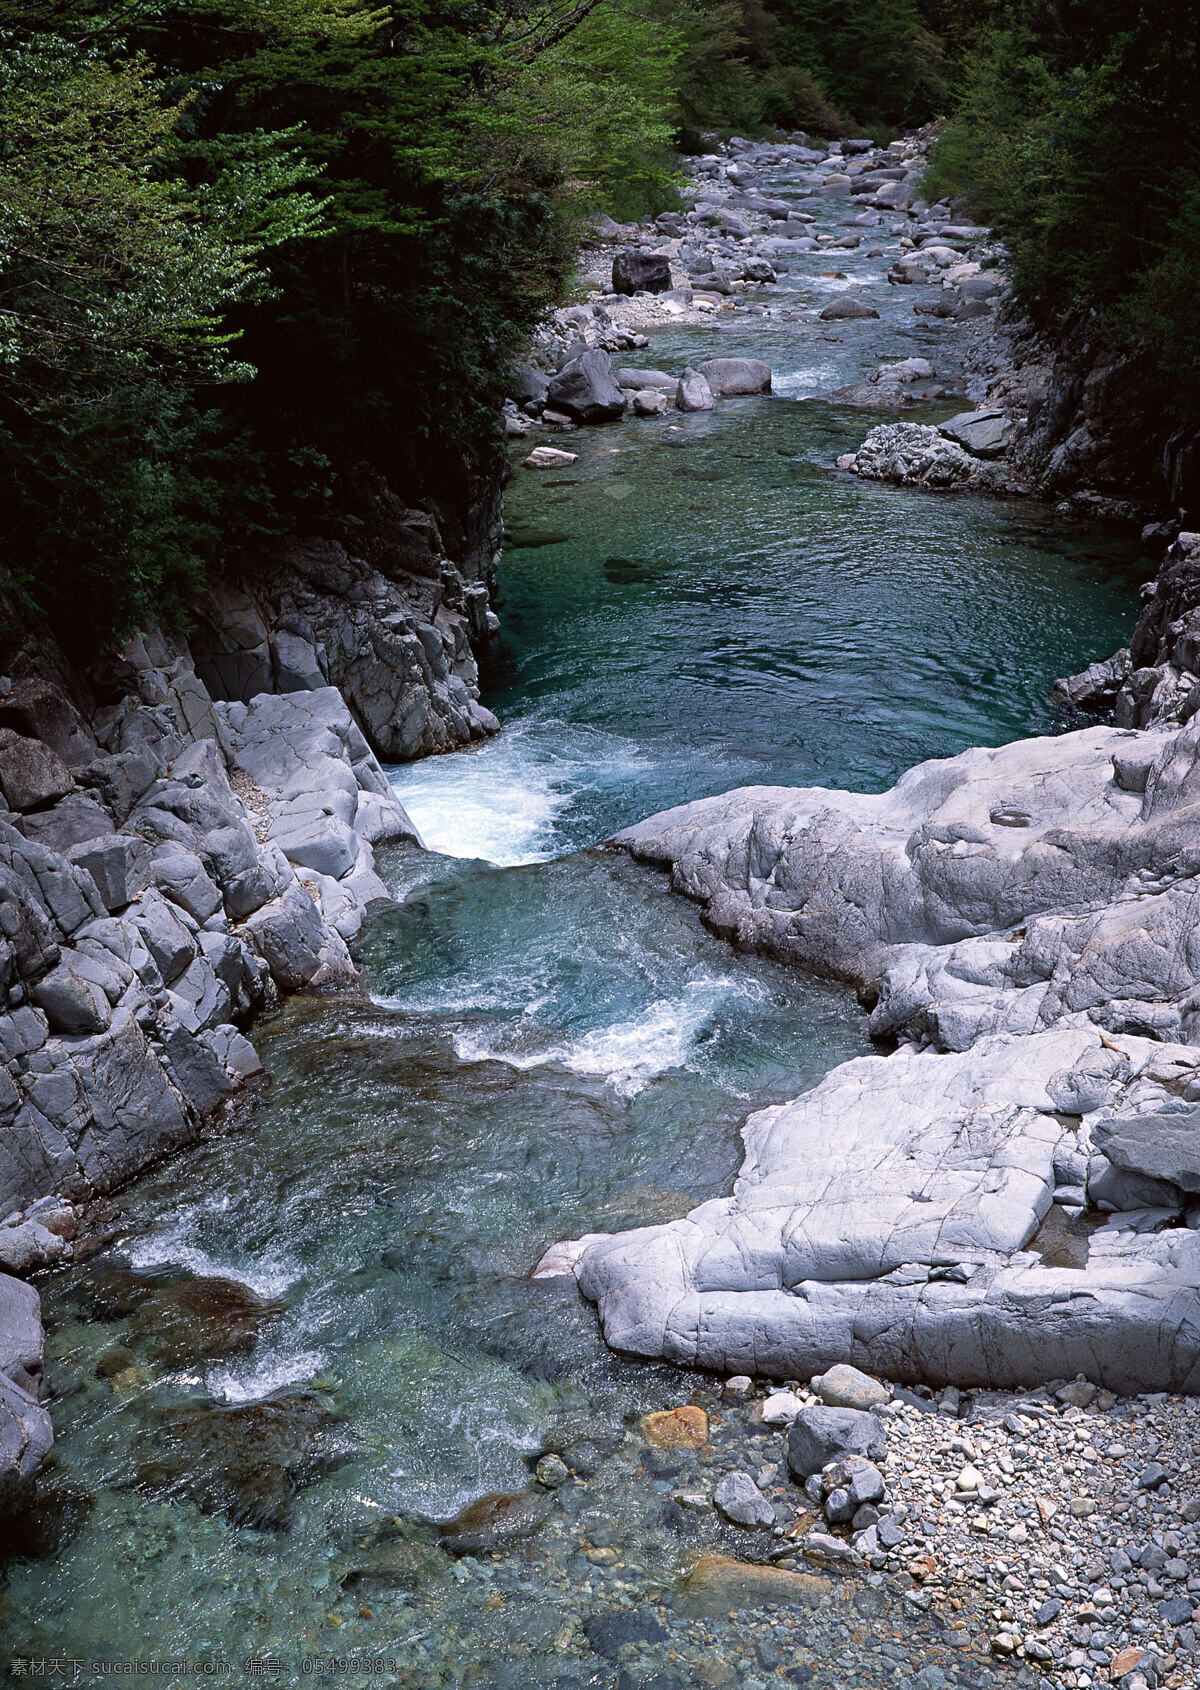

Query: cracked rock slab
[[545, 1029, 1200, 1392]]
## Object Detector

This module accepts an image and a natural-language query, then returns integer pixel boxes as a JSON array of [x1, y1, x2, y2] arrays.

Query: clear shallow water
[[2, 168, 1149, 1688]]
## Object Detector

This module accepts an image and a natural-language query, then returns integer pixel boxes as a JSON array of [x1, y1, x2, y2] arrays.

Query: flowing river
[[1, 168, 1148, 1688]]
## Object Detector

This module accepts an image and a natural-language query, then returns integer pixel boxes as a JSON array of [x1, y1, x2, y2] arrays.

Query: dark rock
[[819, 297, 880, 321], [612, 252, 672, 296], [1160, 1596, 1193, 1626], [160, 1027, 235, 1118], [14, 795, 115, 853], [938, 410, 1014, 459], [514, 366, 550, 407], [1035, 1597, 1061, 1625], [958, 275, 1002, 301], [786, 1406, 887, 1479], [67, 834, 151, 912], [546, 350, 627, 424], [0, 731, 73, 814], [128, 1275, 285, 1365], [136, 1389, 348, 1530], [1139, 1461, 1171, 1490], [583, 1609, 668, 1661], [32, 957, 112, 1034], [1, 1478, 92, 1561], [0, 679, 94, 768], [150, 849, 223, 924], [0, 1270, 54, 1522], [130, 893, 196, 986], [271, 630, 324, 693], [438, 1489, 549, 1553], [245, 886, 344, 991]]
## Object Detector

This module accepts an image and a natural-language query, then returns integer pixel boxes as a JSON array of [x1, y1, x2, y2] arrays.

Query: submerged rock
[[437, 1488, 550, 1553], [135, 1389, 348, 1531], [641, 1406, 708, 1448], [127, 1275, 286, 1365], [672, 1553, 829, 1617]]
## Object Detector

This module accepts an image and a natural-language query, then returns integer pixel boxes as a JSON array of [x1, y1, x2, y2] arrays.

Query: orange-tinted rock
[[641, 1406, 708, 1449], [673, 1554, 830, 1616]]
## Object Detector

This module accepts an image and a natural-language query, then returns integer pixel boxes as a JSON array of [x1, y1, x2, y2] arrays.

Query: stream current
[[1, 168, 1149, 1689]]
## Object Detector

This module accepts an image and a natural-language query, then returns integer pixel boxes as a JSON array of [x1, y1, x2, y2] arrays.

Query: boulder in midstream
[[437, 1489, 550, 1553]]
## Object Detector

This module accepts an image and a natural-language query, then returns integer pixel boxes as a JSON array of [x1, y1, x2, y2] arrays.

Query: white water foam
[[206, 1350, 326, 1404], [773, 362, 841, 398], [452, 977, 758, 1098], [389, 745, 568, 866], [386, 718, 649, 866], [126, 1198, 301, 1301]]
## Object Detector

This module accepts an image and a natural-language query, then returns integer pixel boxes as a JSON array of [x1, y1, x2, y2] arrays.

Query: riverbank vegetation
[[924, 0, 1200, 429], [0, 0, 1194, 650]]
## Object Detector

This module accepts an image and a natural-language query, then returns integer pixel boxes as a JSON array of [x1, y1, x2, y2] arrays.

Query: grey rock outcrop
[[0, 1270, 51, 1514], [546, 1027, 1200, 1391], [846, 422, 1020, 494], [190, 526, 500, 763], [0, 635, 429, 1239], [0, 598, 441, 1519], [533, 718, 1200, 1390], [1059, 534, 1200, 734]]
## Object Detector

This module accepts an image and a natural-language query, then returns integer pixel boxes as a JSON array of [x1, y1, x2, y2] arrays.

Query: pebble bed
[[315, 1372, 1200, 1690]]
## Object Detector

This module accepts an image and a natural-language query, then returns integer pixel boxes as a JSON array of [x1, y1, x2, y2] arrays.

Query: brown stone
[[693, 1661, 735, 1688], [437, 1490, 549, 1554], [641, 1405, 708, 1448], [673, 1554, 830, 1617], [1111, 1648, 1143, 1678]]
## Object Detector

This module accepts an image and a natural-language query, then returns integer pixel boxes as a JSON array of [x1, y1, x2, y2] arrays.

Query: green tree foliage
[[0, 0, 682, 647], [0, 0, 1011, 651], [924, 0, 1200, 421], [676, 0, 958, 138]]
